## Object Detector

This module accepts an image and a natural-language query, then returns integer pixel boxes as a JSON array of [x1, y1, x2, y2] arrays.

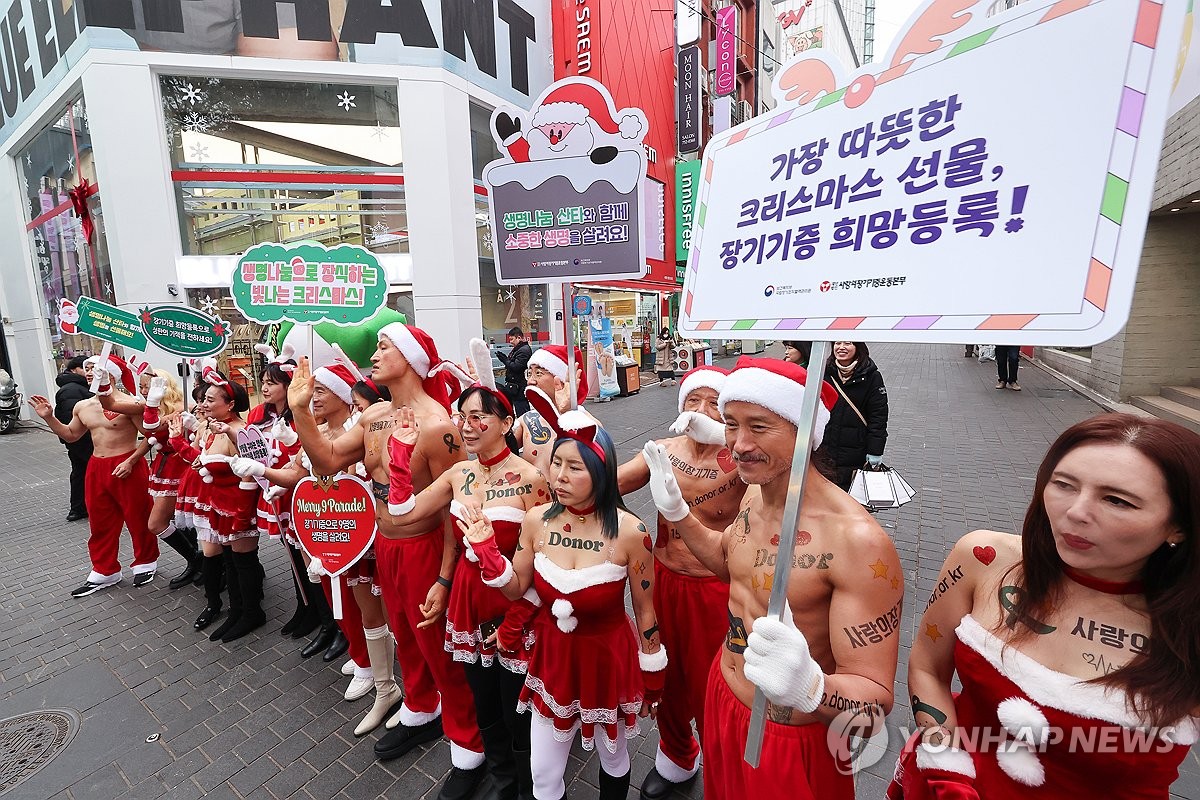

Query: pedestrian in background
[[994, 344, 1022, 391], [55, 356, 93, 522], [822, 341, 889, 491], [497, 326, 532, 416], [782, 341, 811, 367], [656, 328, 677, 386]]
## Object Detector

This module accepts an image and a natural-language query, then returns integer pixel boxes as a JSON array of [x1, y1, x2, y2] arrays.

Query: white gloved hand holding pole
[[230, 457, 267, 479], [642, 442, 689, 522], [743, 603, 826, 714]]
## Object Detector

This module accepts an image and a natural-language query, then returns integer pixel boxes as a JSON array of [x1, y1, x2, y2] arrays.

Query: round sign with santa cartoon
[[483, 77, 649, 285]]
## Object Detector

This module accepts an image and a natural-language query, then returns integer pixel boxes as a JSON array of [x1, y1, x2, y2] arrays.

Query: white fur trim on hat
[[529, 348, 568, 381], [532, 101, 589, 127], [378, 323, 431, 378], [618, 114, 643, 139], [678, 369, 727, 413], [313, 366, 355, 406], [719, 367, 831, 450]]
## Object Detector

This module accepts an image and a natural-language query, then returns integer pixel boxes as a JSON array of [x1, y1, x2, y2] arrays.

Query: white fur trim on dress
[[719, 367, 831, 450], [532, 101, 589, 127], [995, 741, 1045, 786], [551, 598, 578, 633], [482, 557, 515, 588], [387, 496, 415, 517], [449, 742, 485, 770], [533, 552, 627, 594], [523, 687, 641, 754], [397, 701, 442, 727], [529, 348, 568, 381], [915, 743, 976, 778], [378, 323, 431, 377], [521, 586, 542, 607], [997, 697, 1051, 746], [956, 614, 1198, 743], [678, 371, 727, 412], [655, 746, 699, 783], [313, 366, 355, 406], [638, 647, 668, 672]]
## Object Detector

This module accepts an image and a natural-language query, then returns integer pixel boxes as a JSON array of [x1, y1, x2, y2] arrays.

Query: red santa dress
[[447, 501, 531, 674], [889, 614, 1198, 799], [147, 441, 187, 498], [518, 552, 643, 752], [193, 438, 259, 545]]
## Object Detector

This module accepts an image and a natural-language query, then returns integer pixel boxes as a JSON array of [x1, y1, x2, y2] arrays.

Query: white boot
[[354, 626, 404, 736]]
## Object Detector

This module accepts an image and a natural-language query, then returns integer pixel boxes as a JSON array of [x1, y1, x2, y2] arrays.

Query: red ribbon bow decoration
[[67, 179, 94, 245]]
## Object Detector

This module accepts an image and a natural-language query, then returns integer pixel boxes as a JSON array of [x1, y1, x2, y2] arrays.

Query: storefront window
[[17, 97, 116, 363], [161, 76, 405, 256]]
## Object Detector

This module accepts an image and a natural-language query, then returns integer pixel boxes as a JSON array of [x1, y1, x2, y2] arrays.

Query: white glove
[[262, 484, 287, 504], [307, 556, 328, 583], [230, 457, 266, 479], [743, 606, 826, 714], [668, 411, 727, 446], [146, 376, 166, 408], [642, 441, 689, 522], [271, 416, 298, 447], [181, 412, 198, 432]]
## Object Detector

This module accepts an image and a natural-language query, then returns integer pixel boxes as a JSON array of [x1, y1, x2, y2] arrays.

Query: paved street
[[1, 343, 1196, 800]]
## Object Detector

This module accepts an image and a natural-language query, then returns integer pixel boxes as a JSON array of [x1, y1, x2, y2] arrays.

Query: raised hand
[[642, 442, 689, 522], [28, 395, 54, 420], [287, 356, 316, 412], [454, 504, 495, 545], [390, 405, 419, 447], [146, 376, 166, 408]]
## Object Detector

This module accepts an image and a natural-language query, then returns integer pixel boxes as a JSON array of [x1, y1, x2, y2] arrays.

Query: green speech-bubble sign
[[233, 242, 387, 327], [140, 304, 230, 357], [76, 296, 148, 350]]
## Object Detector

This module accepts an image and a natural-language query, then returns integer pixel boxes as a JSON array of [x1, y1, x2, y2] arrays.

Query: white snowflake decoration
[[178, 82, 203, 105], [200, 297, 219, 315], [366, 221, 390, 243], [188, 142, 210, 162], [66, 156, 74, 172], [370, 126, 388, 141], [337, 92, 357, 111], [180, 110, 215, 134], [103, 281, 113, 296]]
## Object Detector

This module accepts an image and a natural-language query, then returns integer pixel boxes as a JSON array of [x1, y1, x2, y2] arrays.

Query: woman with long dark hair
[[821, 341, 889, 490], [386, 359, 550, 798], [891, 413, 1200, 799], [457, 409, 666, 800]]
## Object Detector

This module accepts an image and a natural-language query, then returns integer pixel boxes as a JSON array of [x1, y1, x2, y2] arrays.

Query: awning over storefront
[[576, 279, 681, 294]]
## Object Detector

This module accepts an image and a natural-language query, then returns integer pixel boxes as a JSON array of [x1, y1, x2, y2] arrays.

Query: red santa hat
[[377, 323, 467, 412], [528, 345, 589, 406], [531, 79, 645, 140], [718, 357, 838, 450], [313, 362, 358, 407], [677, 366, 730, 413], [85, 354, 137, 394]]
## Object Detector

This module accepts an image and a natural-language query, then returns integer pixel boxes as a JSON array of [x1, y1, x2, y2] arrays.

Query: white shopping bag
[[849, 466, 916, 511]]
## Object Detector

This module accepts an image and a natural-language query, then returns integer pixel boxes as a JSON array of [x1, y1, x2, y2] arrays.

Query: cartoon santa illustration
[[58, 298, 80, 335], [492, 77, 646, 165]]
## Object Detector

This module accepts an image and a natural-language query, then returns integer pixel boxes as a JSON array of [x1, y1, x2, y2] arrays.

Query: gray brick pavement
[[1, 343, 1196, 799]]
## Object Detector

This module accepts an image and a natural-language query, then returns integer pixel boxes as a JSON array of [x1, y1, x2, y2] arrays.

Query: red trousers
[[322, 576, 368, 669], [654, 560, 729, 772], [374, 530, 482, 754], [702, 655, 853, 800], [85, 451, 156, 579]]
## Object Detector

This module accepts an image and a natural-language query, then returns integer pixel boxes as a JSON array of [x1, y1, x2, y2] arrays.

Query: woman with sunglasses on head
[[455, 398, 665, 800], [890, 414, 1200, 799], [386, 341, 548, 799], [167, 364, 264, 642]]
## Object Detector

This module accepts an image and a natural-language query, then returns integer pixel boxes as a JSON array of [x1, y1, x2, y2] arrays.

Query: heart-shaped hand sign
[[291, 475, 377, 576]]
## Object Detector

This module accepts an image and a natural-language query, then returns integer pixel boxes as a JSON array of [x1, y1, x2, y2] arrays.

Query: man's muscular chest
[[80, 402, 131, 431], [363, 415, 395, 467]]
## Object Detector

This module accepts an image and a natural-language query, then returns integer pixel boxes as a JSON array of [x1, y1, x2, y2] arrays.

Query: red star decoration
[[138, 307, 153, 324], [212, 322, 228, 336]]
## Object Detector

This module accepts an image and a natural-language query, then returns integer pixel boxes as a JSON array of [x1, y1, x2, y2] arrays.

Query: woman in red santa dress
[[456, 404, 665, 800], [386, 339, 550, 800], [891, 413, 1200, 800], [166, 365, 265, 642], [233, 360, 401, 735], [96, 359, 202, 589]]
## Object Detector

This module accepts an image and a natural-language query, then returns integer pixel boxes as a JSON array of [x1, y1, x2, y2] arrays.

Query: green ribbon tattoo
[[999, 586, 1057, 634]]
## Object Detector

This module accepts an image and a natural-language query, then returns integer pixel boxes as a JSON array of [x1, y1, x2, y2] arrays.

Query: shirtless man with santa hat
[[30, 355, 158, 597], [643, 356, 904, 799], [510, 344, 594, 478], [288, 323, 486, 800], [617, 366, 748, 798]]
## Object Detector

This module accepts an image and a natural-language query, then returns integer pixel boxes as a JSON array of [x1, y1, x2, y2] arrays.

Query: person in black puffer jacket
[[820, 342, 889, 491], [55, 356, 94, 521]]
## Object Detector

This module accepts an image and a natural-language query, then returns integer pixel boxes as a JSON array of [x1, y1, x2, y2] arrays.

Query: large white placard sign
[[679, 0, 1187, 345]]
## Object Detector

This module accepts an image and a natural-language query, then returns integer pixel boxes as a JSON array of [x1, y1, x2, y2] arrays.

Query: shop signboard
[[139, 304, 230, 358], [232, 242, 387, 326], [483, 76, 649, 285], [715, 6, 737, 97], [677, 45, 701, 153], [675, 159, 701, 260], [573, 295, 594, 316], [679, 0, 1187, 347], [676, 0, 701, 45], [75, 296, 148, 351]]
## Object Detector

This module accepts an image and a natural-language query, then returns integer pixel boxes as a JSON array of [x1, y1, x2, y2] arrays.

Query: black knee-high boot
[[597, 769, 631, 800], [222, 550, 266, 642], [193, 553, 224, 630], [209, 549, 242, 641], [163, 526, 203, 590], [300, 580, 337, 658], [281, 545, 314, 636]]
